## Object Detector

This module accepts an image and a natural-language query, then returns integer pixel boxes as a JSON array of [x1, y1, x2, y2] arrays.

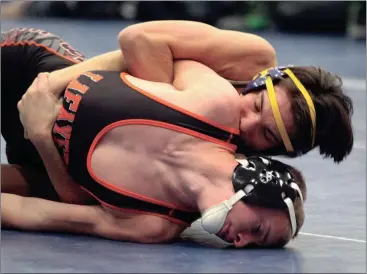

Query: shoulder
[[176, 60, 241, 128], [195, 78, 241, 130]]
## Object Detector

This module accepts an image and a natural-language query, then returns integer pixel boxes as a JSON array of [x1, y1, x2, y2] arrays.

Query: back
[[125, 60, 241, 129]]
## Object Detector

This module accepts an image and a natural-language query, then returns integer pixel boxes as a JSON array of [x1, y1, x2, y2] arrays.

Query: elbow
[[257, 40, 277, 68], [244, 33, 277, 69], [118, 26, 146, 50], [248, 45, 277, 74], [118, 27, 132, 45], [262, 46, 277, 67]]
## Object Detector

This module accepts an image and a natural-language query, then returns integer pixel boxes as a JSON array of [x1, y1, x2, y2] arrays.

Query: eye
[[254, 100, 260, 112], [263, 127, 277, 146], [252, 223, 262, 235]]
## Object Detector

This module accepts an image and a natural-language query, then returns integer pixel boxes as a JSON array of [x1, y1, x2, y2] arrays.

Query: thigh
[[1, 164, 60, 201]]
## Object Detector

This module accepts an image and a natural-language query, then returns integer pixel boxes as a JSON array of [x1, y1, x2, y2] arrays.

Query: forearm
[[32, 134, 86, 204], [1, 193, 168, 243], [48, 50, 127, 97], [1, 193, 53, 231], [119, 31, 174, 84], [1, 193, 98, 234], [1, 193, 30, 230]]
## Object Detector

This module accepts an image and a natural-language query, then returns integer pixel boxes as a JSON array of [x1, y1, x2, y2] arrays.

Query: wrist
[[30, 130, 54, 148]]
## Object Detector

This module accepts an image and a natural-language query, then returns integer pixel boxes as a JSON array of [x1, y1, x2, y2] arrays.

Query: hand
[[17, 73, 62, 142]]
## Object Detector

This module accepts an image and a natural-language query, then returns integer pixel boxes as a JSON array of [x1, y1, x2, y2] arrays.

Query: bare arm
[[2, 193, 181, 243], [32, 133, 90, 204], [18, 74, 91, 204], [48, 50, 127, 98], [118, 20, 277, 84]]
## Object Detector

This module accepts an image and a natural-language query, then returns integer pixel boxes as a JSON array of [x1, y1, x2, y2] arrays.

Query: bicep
[[119, 20, 219, 59], [120, 21, 276, 79]]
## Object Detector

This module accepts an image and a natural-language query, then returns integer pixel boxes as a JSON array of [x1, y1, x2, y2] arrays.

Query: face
[[216, 201, 292, 248], [238, 86, 295, 152]]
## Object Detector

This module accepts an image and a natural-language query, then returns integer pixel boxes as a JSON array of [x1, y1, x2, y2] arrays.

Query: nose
[[241, 112, 260, 133], [233, 233, 254, 248]]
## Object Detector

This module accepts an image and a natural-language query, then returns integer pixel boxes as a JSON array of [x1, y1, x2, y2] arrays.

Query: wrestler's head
[[236, 66, 353, 163], [216, 165, 306, 248]]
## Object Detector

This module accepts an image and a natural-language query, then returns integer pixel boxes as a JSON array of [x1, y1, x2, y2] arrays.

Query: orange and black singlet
[[53, 70, 241, 226]]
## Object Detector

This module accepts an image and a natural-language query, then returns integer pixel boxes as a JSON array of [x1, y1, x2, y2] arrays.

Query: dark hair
[[278, 66, 354, 163]]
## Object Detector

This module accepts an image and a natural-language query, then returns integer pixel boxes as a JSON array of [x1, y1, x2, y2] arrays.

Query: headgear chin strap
[[240, 66, 316, 153], [201, 190, 246, 234], [201, 156, 304, 238]]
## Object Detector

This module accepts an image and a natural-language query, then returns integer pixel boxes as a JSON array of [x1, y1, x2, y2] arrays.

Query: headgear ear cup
[[201, 191, 246, 234], [180, 219, 233, 248]]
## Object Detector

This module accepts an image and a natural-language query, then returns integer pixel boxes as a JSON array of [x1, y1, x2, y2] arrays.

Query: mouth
[[216, 223, 231, 242]]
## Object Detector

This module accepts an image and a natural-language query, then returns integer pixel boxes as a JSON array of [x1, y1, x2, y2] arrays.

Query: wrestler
[[117, 20, 354, 163], [4, 71, 307, 247], [0, 22, 350, 246], [1, 27, 307, 248]]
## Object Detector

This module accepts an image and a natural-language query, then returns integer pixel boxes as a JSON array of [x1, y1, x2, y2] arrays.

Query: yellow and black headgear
[[238, 66, 316, 153]]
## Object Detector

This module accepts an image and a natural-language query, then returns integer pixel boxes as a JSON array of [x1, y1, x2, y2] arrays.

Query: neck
[[196, 185, 235, 214], [189, 156, 239, 214]]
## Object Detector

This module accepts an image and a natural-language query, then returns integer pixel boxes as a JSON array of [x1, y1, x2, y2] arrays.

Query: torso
[[52, 61, 241, 224]]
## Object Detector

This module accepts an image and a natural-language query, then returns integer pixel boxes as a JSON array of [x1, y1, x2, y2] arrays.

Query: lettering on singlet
[[52, 72, 104, 165]]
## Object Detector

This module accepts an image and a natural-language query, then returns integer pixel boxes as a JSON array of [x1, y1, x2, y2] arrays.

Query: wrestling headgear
[[201, 156, 304, 238], [232, 66, 317, 153]]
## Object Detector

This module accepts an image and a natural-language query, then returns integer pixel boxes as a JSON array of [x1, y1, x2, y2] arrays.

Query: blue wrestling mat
[[1, 19, 366, 273]]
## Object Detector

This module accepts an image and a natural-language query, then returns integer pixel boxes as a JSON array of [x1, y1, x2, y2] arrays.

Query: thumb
[[24, 129, 29, 140]]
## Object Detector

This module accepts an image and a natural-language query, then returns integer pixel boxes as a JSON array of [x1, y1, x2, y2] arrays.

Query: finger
[[24, 130, 29, 140], [17, 100, 22, 111]]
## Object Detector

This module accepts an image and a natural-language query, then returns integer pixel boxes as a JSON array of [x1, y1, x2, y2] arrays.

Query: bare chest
[[89, 125, 232, 211]]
